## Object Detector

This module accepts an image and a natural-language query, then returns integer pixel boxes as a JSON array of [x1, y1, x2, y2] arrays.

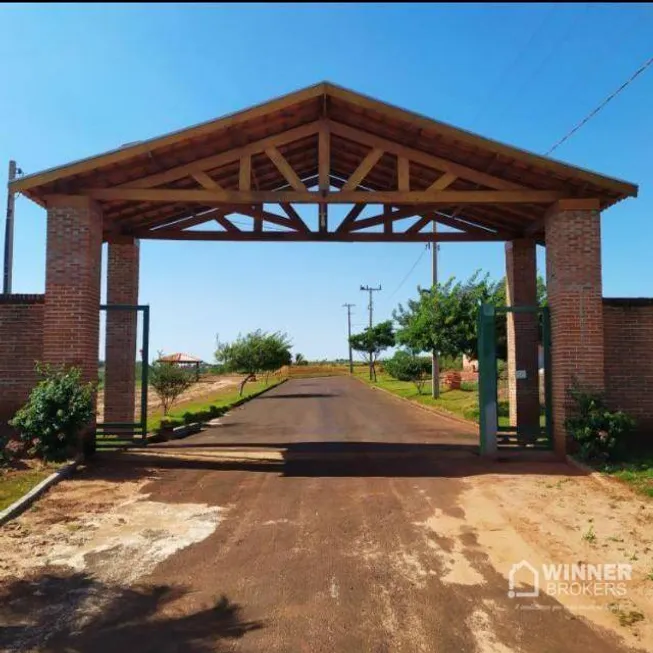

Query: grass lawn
[[146, 377, 285, 432], [355, 370, 482, 423], [600, 456, 653, 498], [0, 464, 58, 512]]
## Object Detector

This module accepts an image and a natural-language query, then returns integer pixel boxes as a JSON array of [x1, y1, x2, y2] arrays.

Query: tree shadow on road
[[0, 571, 263, 653]]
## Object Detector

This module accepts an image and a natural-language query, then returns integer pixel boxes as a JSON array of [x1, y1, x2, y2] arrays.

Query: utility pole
[[431, 221, 440, 398], [360, 284, 381, 380], [3, 161, 18, 294], [342, 303, 355, 374]]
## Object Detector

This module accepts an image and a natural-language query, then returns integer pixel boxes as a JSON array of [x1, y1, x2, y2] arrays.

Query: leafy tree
[[150, 360, 195, 415], [10, 364, 95, 461], [349, 320, 395, 381], [216, 330, 292, 395], [294, 352, 308, 366], [394, 272, 546, 362], [384, 350, 432, 394]]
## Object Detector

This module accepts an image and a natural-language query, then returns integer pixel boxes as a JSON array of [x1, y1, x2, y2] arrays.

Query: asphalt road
[[23, 376, 641, 653]]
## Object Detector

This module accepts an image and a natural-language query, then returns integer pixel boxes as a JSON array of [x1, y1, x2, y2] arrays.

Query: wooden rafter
[[341, 148, 384, 191], [214, 213, 240, 233], [279, 202, 310, 232], [192, 171, 223, 190], [406, 216, 433, 234], [120, 121, 320, 190], [329, 121, 526, 191], [266, 146, 307, 191], [427, 172, 457, 191], [397, 157, 410, 191], [335, 204, 366, 233], [347, 205, 422, 232], [239, 156, 251, 191], [318, 121, 330, 232]]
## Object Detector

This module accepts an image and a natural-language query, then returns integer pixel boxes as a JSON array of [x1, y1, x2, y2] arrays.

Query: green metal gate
[[96, 304, 150, 448], [477, 303, 552, 455]]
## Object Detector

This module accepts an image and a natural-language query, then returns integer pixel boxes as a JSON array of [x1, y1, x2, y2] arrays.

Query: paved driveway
[[1, 377, 650, 652]]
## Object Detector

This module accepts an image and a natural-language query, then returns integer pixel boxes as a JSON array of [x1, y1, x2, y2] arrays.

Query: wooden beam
[[192, 171, 223, 190], [329, 121, 527, 191], [426, 212, 513, 238], [341, 148, 384, 191], [398, 157, 410, 191], [383, 206, 392, 233], [323, 82, 638, 199], [348, 205, 421, 232], [117, 121, 320, 190], [266, 146, 307, 192], [215, 213, 240, 232], [239, 156, 251, 191], [318, 122, 330, 232], [129, 229, 506, 242], [427, 172, 457, 191], [335, 204, 366, 233], [406, 216, 433, 234], [151, 209, 224, 232], [85, 188, 565, 205], [279, 202, 310, 232], [234, 204, 296, 230]]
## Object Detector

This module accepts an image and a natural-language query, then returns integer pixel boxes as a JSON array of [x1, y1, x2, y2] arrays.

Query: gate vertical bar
[[141, 305, 150, 439], [542, 306, 553, 447], [478, 303, 498, 457]]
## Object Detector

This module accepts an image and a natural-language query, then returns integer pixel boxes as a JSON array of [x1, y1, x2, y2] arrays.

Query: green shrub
[[460, 380, 478, 392], [384, 351, 432, 394], [10, 364, 94, 461], [565, 386, 635, 462], [150, 361, 195, 415]]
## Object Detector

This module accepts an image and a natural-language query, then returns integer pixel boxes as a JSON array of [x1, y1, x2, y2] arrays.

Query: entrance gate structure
[[5, 82, 638, 457]]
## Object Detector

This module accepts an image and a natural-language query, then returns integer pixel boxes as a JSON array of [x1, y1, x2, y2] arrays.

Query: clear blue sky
[[1, 3, 652, 362]]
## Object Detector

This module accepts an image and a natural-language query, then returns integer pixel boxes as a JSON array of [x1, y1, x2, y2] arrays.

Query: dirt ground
[[96, 375, 243, 419], [1, 377, 652, 652]]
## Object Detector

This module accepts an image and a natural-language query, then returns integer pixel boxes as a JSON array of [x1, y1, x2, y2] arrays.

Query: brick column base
[[44, 196, 103, 455], [546, 204, 604, 457], [104, 239, 140, 425], [505, 239, 540, 441]]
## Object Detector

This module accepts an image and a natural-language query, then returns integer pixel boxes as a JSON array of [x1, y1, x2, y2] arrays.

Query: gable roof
[[11, 82, 637, 238]]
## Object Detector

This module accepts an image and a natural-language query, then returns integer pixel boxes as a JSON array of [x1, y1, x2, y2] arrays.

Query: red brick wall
[[545, 207, 604, 456], [604, 298, 653, 433], [505, 238, 540, 434], [104, 239, 139, 423], [44, 196, 102, 384], [0, 295, 44, 430]]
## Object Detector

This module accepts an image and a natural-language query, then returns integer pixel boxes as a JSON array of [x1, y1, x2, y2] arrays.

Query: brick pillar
[[545, 204, 604, 457], [44, 196, 103, 454], [505, 238, 540, 441], [104, 239, 140, 424]]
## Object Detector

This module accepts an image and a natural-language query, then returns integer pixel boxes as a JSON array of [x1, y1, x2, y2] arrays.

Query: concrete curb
[[0, 455, 83, 527], [354, 376, 479, 432]]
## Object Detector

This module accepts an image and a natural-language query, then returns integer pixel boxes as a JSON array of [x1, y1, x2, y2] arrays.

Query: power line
[[546, 54, 653, 155], [469, 4, 556, 126], [387, 246, 428, 300]]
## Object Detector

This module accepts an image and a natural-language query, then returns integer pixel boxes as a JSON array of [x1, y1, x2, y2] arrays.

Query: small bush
[[565, 385, 635, 462], [460, 380, 478, 392], [384, 351, 432, 394], [150, 361, 195, 415], [10, 364, 94, 461]]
